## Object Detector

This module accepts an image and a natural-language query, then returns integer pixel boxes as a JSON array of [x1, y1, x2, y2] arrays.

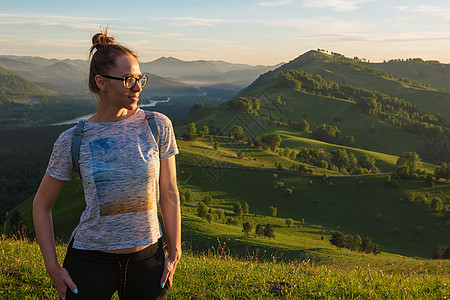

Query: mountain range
[[0, 55, 278, 97]]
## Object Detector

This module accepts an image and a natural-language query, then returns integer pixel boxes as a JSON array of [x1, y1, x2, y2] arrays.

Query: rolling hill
[[184, 50, 449, 165], [0, 66, 54, 103]]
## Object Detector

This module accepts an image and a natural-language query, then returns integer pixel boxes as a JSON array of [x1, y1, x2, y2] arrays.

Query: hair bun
[[92, 32, 115, 48]]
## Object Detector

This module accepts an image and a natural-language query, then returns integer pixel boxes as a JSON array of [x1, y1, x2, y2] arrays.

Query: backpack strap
[[145, 111, 160, 152], [72, 120, 85, 177]]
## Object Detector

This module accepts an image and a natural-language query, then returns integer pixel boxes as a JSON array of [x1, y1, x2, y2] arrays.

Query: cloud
[[393, 5, 450, 20], [299, 32, 450, 43], [159, 17, 226, 27], [302, 0, 372, 12], [256, 0, 296, 7], [153, 32, 184, 38]]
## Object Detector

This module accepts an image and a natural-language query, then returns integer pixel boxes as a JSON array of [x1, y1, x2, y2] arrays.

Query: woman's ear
[[95, 75, 107, 92]]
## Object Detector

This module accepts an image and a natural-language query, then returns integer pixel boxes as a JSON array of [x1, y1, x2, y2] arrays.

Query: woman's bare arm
[[158, 155, 181, 288], [33, 174, 78, 299]]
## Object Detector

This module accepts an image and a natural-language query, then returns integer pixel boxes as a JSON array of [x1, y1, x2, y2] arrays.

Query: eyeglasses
[[101, 74, 148, 89]]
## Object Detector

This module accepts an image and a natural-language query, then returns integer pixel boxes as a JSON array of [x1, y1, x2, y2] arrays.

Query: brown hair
[[88, 28, 137, 94]]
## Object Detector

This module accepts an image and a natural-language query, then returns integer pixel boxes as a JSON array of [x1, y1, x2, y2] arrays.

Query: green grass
[[1, 236, 449, 299], [178, 166, 449, 259]]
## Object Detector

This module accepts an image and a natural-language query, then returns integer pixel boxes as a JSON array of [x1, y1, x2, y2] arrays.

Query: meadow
[[1, 235, 449, 299]]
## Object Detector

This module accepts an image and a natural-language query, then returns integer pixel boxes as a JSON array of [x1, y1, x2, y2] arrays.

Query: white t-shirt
[[46, 109, 178, 250]]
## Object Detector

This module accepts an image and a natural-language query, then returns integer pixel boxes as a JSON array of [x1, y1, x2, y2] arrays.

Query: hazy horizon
[[2, 0, 450, 65]]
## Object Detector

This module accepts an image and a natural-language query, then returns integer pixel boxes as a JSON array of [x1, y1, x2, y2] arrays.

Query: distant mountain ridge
[[0, 55, 278, 96]]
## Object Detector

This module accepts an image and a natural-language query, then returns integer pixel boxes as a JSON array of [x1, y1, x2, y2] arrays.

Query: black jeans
[[63, 238, 169, 300]]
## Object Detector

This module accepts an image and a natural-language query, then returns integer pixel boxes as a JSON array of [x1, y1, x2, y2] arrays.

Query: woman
[[33, 29, 181, 300]]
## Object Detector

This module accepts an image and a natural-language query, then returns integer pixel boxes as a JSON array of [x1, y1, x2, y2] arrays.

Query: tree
[[361, 236, 375, 254], [264, 224, 275, 239], [234, 202, 243, 216], [182, 132, 195, 141], [286, 218, 293, 228], [299, 119, 309, 132], [432, 245, 446, 259], [262, 133, 282, 151], [435, 162, 450, 181], [358, 153, 377, 171], [188, 122, 197, 134], [231, 125, 246, 141], [313, 124, 340, 143], [395, 152, 423, 178], [242, 202, 249, 214], [255, 224, 264, 237], [242, 222, 252, 237], [268, 206, 277, 217], [351, 235, 362, 252], [431, 197, 443, 212], [184, 189, 192, 203], [330, 231, 345, 249], [202, 125, 209, 135], [197, 202, 208, 218], [213, 142, 219, 150], [205, 213, 214, 223]]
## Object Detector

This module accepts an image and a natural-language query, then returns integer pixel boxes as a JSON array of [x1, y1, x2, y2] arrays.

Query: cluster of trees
[[197, 200, 226, 224], [182, 122, 212, 141], [312, 123, 355, 146], [295, 147, 379, 175], [435, 162, 450, 181], [189, 101, 213, 112], [228, 97, 261, 115], [394, 152, 426, 180], [322, 51, 432, 89], [329, 231, 381, 255], [277, 69, 450, 164], [403, 192, 450, 227], [233, 201, 249, 216], [287, 119, 309, 132], [243, 222, 275, 239], [248, 133, 282, 151], [432, 245, 450, 259]]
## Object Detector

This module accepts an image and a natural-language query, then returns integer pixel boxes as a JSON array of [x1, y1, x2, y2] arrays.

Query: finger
[[160, 258, 172, 287], [61, 268, 79, 294]]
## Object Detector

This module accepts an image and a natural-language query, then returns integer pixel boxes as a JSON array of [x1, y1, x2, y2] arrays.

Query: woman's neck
[[88, 106, 138, 123]]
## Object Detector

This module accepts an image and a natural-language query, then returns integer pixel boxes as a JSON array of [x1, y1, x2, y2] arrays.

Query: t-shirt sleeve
[[45, 129, 74, 181], [156, 113, 179, 160]]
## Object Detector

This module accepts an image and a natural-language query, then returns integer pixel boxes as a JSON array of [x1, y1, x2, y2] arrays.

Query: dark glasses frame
[[101, 74, 148, 89]]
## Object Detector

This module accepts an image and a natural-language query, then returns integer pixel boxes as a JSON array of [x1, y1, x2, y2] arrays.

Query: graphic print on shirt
[[89, 135, 155, 217]]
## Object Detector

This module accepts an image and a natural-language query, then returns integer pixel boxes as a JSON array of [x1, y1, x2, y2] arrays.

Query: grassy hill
[[184, 91, 426, 159], [366, 59, 450, 91], [240, 50, 450, 119], [184, 50, 449, 165], [2, 236, 449, 299]]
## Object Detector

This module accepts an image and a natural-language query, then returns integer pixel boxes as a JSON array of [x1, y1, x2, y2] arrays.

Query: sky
[[1, 0, 450, 66]]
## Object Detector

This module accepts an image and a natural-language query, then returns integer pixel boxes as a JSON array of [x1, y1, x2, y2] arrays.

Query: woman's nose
[[131, 81, 142, 92]]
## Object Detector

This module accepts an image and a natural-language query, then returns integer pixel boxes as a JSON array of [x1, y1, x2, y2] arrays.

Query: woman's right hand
[[48, 266, 78, 300]]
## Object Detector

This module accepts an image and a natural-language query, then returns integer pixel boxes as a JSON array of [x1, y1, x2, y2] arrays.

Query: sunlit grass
[[1, 235, 449, 299]]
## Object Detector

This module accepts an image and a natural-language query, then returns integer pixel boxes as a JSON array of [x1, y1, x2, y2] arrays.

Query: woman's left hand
[[160, 251, 181, 288]]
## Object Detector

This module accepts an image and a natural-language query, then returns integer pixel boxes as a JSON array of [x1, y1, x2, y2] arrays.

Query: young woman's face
[[103, 55, 143, 111]]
